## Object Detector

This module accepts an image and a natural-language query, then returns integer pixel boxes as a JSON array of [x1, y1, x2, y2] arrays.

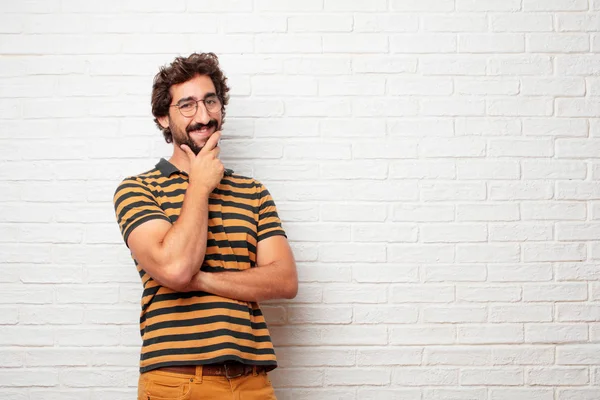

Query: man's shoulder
[[113, 166, 162, 200]]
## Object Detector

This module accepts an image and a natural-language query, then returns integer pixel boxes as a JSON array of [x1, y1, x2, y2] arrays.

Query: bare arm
[[184, 235, 298, 302], [126, 132, 224, 291]]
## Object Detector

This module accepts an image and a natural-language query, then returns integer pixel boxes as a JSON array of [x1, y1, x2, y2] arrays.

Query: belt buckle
[[224, 362, 243, 379]]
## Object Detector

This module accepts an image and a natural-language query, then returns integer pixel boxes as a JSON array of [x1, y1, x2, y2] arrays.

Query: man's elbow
[[158, 262, 196, 292], [283, 279, 298, 299]]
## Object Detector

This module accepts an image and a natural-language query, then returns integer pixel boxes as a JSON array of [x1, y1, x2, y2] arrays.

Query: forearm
[[187, 262, 298, 302], [157, 183, 211, 283]]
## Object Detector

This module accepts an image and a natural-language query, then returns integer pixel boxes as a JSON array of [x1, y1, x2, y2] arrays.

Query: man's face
[[161, 74, 222, 155]]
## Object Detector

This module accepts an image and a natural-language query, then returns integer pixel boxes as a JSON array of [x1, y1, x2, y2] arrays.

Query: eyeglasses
[[171, 95, 221, 117]]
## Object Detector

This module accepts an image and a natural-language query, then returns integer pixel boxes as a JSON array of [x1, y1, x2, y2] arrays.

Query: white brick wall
[[1, 1, 600, 399]]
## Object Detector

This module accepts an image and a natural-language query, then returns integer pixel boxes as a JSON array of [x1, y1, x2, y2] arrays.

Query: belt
[[155, 363, 265, 379]]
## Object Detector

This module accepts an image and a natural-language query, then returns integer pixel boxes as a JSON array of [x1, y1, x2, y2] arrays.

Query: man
[[113, 52, 297, 400]]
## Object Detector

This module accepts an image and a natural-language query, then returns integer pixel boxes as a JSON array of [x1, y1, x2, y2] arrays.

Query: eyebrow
[[175, 92, 217, 106]]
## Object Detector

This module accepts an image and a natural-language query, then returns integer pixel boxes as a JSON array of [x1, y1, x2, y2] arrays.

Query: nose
[[192, 102, 211, 124]]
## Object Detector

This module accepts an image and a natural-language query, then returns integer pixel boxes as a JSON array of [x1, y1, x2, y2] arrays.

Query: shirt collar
[[155, 158, 234, 177]]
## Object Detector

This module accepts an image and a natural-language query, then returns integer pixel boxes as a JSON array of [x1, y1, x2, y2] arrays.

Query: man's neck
[[168, 146, 191, 175]]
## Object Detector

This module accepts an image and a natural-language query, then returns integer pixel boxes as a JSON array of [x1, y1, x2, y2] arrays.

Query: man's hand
[[180, 131, 224, 194]]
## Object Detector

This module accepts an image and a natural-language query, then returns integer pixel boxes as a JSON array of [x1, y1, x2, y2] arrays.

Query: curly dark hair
[[151, 52, 230, 143]]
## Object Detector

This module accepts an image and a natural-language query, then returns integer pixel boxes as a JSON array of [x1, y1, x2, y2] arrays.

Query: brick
[[457, 160, 519, 179], [388, 77, 453, 95], [354, 306, 418, 324], [391, 34, 457, 53], [324, 368, 390, 386], [323, 284, 388, 304], [492, 346, 555, 365], [392, 368, 459, 386], [423, 14, 488, 32], [256, 35, 321, 54], [353, 265, 419, 283], [320, 76, 385, 96], [488, 264, 553, 282], [557, 304, 600, 322], [557, 345, 600, 365], [558, 389, 600, 400], [325, 0, 386, 11], [323, 34, 388, 53], [321, 203, 387, 222], [391, 0, 454, 11], [288, 306, 352, 324], [352, 140, 418, 159], [491, 13, 553, 32], [422, 98, 485, 116], [557, 182, 600, 200], [522, 161, 586, 180], [490, 305, 553, 323], [459, 34, 525, 53], [522, 202, 586, 221], [457, 286, 522, 302], [389, 244, 455, 263], [425, 388, 488, 400], [457, 203, 519, 222], [421, 55, 487, 75], [0, 370, 58, 387], [425, 347, 491, 366], [557, 13, 600, 31], [490, 388, 554, 400], [557, 55, 600, 75], [321, 119, 386, 138], [421, 183, 486, 201], [524, 243, 586, 262], [390, 160, 456, 179], [25, 349, 88, 367], [461, 368, 523, 385], [20, 306, 84, 325], [223, 15, 286, 33], [355, 14, 418, 32], [394, 204, 455, 222], [556, 99, 600, 117], [526, 324, 589, 343], [488, 55, 553, 76], [276, 348, 354, 368], [423, 306, 487, 323], [285, 143, 350, 160], [351, 223, 417, 243], [528, 34, 590, 52], [489, 223, 553, 242], [353, 56, 417, 73], [556, 139, 600, 158], [556, 263, 600, 281], [457, 244, 520, 263], [458, 324, 524, 344], [268, 368, 323, 388], [285, 223, 350, 242], [252, 75, 317, 96], [523, 118, 588, 137], [357, 348, 422, 366], [424, 265, 487, 282], [524, 0, 588, 11], [489, 182, 553, 200], [391, 285, 454, 303], [421, 224, 487, 243], [321, 326, 388, 345], [255, 0, 322, 11], [419, 137, 486, 157], [353, 97, 419, 116], [391, 325, 456, 345], [526, 367, 589, 386], [455, 78, 519, 95]]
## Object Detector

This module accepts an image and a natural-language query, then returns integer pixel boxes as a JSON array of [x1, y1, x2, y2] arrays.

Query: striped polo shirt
[[113, 158, 286, 373]]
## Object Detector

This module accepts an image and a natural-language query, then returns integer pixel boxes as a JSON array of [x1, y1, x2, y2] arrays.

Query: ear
[[157, 115, 170, 129]]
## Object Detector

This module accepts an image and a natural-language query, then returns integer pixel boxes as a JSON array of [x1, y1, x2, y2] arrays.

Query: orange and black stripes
[[113, 158, 285, 373]]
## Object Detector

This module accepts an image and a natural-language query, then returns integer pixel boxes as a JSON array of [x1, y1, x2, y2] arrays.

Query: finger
[[180, 144, 195, 159], [213, 147, 221, 158], [200, 131, 221, 154]]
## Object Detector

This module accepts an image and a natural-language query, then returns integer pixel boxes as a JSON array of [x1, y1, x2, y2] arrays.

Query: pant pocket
[[140, 371, 193, 400]]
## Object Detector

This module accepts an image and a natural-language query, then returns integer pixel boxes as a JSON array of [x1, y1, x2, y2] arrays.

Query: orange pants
[[137, 366, 277, 400]]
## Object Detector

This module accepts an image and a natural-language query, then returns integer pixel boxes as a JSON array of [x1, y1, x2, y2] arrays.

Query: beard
[[172, 119, 219, 155]]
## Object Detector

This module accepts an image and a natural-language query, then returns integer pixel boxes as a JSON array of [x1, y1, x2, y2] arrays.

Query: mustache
[[186, 120, 218, 133]]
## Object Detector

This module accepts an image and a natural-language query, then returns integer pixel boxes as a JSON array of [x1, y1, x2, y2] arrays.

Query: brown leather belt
[[155, 363, 265, 379]]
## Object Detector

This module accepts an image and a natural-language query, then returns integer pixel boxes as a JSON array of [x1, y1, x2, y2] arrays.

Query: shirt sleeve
[[113, 177, 171, 247], [256, 182, 287, 242]]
